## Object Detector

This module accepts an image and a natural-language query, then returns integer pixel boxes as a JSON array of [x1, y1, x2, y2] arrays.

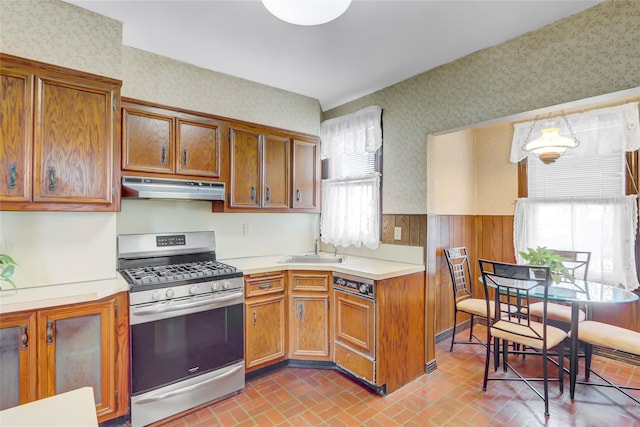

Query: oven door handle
[[135, 364, 244, 405], [132, 292, 243, 316]]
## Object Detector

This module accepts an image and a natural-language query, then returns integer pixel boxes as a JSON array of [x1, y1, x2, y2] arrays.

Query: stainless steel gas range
[[117, 231, 244, 427]]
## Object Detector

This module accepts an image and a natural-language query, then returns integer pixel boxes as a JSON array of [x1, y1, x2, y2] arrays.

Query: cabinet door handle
[[296, 189, 301, 202], [46, 321, 54, 345], [258, 283, 273, 289], [266, 187, 271, 201], [183, 149, 188, 166], [8, 163, 17, 189], [20, 325, 28, 349], [161, 146, 167, 164], [252, 311, 257, 327], [48, 167, 55, 191], [250, 185, 256, 201], [298, 303, 303, 320]]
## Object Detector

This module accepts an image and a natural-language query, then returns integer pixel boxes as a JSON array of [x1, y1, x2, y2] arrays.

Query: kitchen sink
[[278, 254, 346, 264]]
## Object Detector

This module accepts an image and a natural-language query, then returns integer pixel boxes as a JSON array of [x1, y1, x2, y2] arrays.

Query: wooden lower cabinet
[[0, 292, 128, 423], [288, 271, 332, 361], [244, 272, 286, 372]]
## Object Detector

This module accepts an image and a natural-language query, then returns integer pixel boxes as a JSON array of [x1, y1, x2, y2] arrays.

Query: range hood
[[121, 176, 225, 201]]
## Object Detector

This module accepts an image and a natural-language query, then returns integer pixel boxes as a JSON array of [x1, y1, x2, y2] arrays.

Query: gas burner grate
[[122, 261, 238, 286]]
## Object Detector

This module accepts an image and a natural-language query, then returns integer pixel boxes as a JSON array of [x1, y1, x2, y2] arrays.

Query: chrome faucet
[[333, 244, 338, 256]]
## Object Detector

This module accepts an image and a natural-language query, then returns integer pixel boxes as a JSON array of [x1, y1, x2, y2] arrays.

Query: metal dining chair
[[527, 250, 591, 324], [479, 259, 567, 417], [568, 321, 640, 404], [444, 247, 488, 351]]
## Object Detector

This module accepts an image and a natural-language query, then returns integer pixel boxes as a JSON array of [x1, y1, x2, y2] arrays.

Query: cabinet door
[[289, 294, 330, 360], [245, 294, 285, 371], [334, 290, 375, 357], [0, 311, 37, 410], [33, 76, 115, 204], [292, 139, 319, 210], [230, 127, 261, 208], [0, 68, 33, 202], [122, 107, 174, 174], [176, 119, 222, 178], [262, 134, 290, 209], [37, 298, 116, 419]]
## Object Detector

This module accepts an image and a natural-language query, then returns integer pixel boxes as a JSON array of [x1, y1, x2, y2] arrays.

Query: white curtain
[[321, 174, 381, 249], [320, 106, 382, 249], [514, 196, 639, 291], [510, 102, 640, 163], [320, 106, 382, 159]]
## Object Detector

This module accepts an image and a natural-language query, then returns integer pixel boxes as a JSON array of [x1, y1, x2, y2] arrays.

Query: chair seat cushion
[[457, 298, 490, 317], [491, 320, 567, 350], [528, 301, 586, 323], [568, 321, 640, 356]]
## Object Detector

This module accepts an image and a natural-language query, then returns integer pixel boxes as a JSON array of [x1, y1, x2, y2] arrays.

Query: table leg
[[569, 302, 579, 399]]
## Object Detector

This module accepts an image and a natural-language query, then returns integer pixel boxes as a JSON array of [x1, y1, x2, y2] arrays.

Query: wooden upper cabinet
[[121, 99, 223, 179], [177, 119, 221, 178], [33, 76, 115, 204], [292, 139, 319, 210], [0, 54, 121, 211], [229, 127, 262, 208], [263, 134, 290, 209], [0, 68, 33, 202], [122, 108, 173, 174]]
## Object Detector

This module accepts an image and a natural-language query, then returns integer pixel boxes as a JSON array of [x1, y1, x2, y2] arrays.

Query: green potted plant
[[0, 253, 17, 290], [519, 246, 574, 283]]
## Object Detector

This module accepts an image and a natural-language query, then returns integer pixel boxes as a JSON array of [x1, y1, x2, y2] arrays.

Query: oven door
[[130, 291, 244, 396]]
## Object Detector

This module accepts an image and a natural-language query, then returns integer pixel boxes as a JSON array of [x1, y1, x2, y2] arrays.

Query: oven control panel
[[156, 234, 186, 247], [333, 273, 375, 299]]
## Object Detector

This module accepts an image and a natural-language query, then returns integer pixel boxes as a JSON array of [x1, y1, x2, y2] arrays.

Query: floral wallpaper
[[324, 0, 640, 214]]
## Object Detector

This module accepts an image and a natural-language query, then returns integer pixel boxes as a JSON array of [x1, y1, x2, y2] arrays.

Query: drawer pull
[[266, 187, 271, 201], [46, 321, 54, 345], [161, 146, 166, 164], [252, 311, 257, 327], [298, 303, 304, 319], [20, 325, 28, 349], [9, 163, 16, 189], [48, 167, 56, 191], [250, 185, 256, 201], [258, 283, 273, 289], [183, 149, 188, 166], [296, 188, 301, 202]]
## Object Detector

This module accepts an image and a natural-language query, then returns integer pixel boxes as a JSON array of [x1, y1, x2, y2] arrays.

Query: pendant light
[[523, 114, 580, 164], [261, 0, 352, 26]]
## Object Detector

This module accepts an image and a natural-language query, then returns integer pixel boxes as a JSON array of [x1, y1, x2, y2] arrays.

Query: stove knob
[[222, 281, 231, 290], [211, 283, 220, 292], [151, 290, 161, 301], [189, 285, 198, 295], [359, 284, 369, 294], [166, 288, 175, 298]]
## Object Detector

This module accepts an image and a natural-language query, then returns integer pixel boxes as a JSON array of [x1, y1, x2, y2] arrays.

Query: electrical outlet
[[243, 223, 252, 236], [394, 226, 402, 240]]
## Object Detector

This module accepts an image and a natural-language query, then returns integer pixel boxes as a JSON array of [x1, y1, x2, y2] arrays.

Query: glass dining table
[[513, 279, 638, 398]]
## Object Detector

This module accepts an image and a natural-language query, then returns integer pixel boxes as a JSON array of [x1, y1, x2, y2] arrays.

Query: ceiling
[[64, 0, 603, 111]]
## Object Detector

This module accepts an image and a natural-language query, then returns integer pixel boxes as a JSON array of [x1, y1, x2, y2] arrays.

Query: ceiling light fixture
[[261, 0, 351, 26], [522, 114, 580, 164]]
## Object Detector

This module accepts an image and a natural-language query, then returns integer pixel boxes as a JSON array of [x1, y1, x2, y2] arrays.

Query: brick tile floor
[[159, 328, 640, 427]]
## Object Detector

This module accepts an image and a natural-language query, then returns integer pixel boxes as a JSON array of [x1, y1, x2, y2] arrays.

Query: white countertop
[[0, 387, 98, 426], [0, 254, 424, 314], [220, 253, 425, 281], [0, 276, 129, 314]]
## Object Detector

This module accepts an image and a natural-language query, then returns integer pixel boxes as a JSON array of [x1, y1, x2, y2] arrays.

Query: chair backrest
[[551, 250, 591, 282], [444, 247, 473, 303], [479, 259, 552, 342]]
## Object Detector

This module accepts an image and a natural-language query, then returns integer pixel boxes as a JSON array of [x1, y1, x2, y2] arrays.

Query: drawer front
[[334, 342, 375, 384], [289, 271, 330, 292], [245, 273, 285, 298]]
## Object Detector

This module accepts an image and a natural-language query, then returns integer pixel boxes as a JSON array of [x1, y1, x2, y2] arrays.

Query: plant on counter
[[0, 253, 17, 290], [519, 246, 573, 283]]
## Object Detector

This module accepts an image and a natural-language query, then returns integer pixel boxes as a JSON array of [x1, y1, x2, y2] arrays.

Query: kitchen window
[[320, 106, 382, 249], [511, 102, 640, 291]]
